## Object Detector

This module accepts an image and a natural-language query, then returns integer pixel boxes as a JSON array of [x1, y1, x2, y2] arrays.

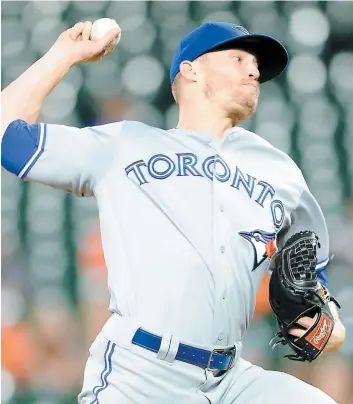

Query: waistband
[[101, 313, 242, 369]]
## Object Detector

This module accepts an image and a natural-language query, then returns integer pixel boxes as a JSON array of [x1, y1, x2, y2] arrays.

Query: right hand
[[46, 21, 121, 67]]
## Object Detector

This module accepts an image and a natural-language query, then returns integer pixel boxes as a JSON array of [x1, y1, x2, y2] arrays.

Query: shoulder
[[81, 120, 162, 143], [117, 120, 161, 132], [234, 127, 305, 182], [100, 120, 165, 138], [234, 127, 293, 162]]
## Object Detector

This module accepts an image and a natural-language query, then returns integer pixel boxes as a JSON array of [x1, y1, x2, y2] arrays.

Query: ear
[[179, 61, 197, 83]]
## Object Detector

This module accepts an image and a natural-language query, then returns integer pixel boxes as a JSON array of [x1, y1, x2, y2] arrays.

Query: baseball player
[[1, 21, 346, 404]]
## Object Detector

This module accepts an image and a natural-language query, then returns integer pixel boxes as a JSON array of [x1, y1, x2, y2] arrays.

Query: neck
[[175, 99, 241, 139]]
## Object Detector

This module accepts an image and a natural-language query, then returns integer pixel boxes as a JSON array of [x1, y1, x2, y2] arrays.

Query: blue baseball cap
[[170, 22, 288, 84]]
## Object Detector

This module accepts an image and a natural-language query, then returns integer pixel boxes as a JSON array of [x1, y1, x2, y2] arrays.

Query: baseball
[[90, 18, 121, 52]]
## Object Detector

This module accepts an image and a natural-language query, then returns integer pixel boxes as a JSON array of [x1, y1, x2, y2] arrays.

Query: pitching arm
[[1, 21, 119, 138], [1, 120, 123, 197]]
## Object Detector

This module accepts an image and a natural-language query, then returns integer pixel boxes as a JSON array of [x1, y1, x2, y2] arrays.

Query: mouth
[[243, 83, 259, 90]]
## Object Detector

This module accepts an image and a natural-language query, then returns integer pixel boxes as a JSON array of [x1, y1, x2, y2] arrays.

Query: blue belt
[[132, 328, 236, 372]]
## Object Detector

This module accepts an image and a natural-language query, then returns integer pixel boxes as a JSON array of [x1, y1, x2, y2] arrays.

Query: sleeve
[[1, 119, 123, 197], [277, 184, 330, 287]]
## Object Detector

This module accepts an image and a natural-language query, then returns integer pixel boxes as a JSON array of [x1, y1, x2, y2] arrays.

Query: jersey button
[[220, 245, 225, 253], [220, 204, 224, 212], [217, 333, 224, 342]]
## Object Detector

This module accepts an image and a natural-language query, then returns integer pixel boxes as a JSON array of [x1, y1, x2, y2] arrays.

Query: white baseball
[[90, 18, 121, 52]]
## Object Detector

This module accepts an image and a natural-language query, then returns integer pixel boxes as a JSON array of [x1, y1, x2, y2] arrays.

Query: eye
[[233, 56, 241, 62]]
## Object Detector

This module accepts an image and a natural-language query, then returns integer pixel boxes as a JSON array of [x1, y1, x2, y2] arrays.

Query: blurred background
[[1, 1, 353, 403]]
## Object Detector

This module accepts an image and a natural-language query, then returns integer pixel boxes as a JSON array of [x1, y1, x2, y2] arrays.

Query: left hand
[[289, 315, 346, 353]]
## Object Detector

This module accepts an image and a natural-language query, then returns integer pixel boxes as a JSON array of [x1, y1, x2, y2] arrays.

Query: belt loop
[[164, 335, 179, 363], [156, 333, 172, 360]]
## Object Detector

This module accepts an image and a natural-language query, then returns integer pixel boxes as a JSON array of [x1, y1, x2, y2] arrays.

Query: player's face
[[197, 49, 260, 122]]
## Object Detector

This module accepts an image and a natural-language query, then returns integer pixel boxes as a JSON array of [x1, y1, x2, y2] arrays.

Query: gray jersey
[[2, 119, 330, 346]]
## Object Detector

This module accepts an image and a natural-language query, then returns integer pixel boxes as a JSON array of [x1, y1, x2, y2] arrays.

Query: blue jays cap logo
[[239, 229, 277, 271], [232, 26, 249, 35]]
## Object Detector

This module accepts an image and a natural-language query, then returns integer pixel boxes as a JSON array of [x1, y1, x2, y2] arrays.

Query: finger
[[288, 328, 305, 338], [95, 28, 121, 51], [296, 317, 315, 328], [89, 50, 106, 62], [82, 21, 93, 41], [70, 22, 85, 40], [103, 47, 114, 57]]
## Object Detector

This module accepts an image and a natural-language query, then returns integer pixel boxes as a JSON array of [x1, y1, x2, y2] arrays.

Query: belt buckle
[[206, 346, 236, 372]]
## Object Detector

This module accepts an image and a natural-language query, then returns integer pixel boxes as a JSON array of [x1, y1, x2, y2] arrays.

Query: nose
[[245, 58, 260, 81], [248, 65, 260, 81]]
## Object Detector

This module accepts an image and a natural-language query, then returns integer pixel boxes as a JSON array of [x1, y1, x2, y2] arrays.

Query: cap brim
[[205, 34, 289, 83]]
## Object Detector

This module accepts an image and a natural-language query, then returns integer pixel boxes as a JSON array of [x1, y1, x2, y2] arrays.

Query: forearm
[[1, 52, 72, 137], [1, 21, 120, 138]]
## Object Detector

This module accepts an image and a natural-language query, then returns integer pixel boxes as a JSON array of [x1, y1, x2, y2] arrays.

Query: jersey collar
[[167, 127, 240, 147]]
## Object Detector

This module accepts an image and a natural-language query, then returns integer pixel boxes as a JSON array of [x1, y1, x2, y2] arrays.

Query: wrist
[[43, 49, 75, 72], [328, 300, 340, 321]]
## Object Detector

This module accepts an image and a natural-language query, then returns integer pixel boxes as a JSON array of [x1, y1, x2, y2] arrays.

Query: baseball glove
[[269, 230, 340, 362]]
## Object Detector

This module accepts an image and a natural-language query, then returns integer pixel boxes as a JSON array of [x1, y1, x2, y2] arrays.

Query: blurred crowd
[[2, 1, 353, 403]]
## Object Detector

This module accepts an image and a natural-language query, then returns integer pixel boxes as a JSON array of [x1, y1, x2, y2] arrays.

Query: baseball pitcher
[[1, 20, 346, 404]]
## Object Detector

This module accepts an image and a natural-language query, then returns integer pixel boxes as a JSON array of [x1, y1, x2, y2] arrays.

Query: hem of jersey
[[18, 122, 47, 179]]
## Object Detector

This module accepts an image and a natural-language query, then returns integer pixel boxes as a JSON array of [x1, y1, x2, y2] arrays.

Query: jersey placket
[[209, 139, 231, 345]]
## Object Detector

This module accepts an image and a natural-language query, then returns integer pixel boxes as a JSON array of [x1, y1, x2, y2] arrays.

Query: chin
[[230, 104, 256, 123], [228, 96, 258, 122]]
